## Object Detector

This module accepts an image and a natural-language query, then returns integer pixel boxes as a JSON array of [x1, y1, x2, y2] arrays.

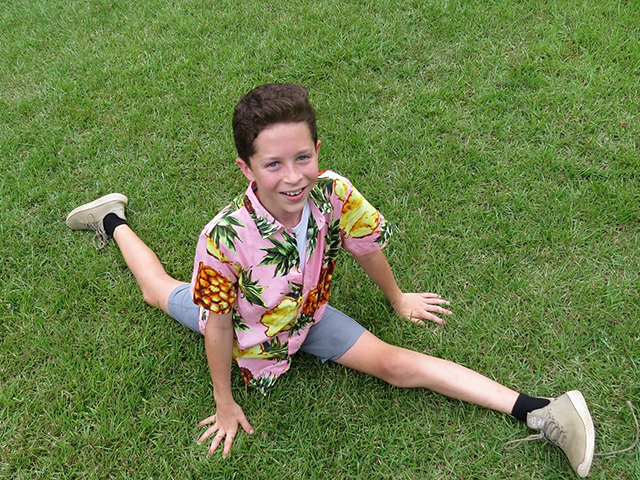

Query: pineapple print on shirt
[[193, 262, 237, 314], [335, 177, 381, 239], [259, 231, 300, 276], [193, 207, 244, 314]]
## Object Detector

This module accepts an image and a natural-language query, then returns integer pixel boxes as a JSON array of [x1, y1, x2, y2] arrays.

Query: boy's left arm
[[354, 249, 451, 326]]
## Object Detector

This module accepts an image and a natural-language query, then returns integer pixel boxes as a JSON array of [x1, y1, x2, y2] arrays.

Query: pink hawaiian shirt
[[190, 170, 392, 394]]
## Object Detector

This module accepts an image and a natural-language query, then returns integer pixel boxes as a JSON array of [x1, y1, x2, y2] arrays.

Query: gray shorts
[[167, 283, 365, 363]]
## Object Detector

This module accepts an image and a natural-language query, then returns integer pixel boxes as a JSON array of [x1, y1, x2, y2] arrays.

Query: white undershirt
[[291, 201, 310, 274]]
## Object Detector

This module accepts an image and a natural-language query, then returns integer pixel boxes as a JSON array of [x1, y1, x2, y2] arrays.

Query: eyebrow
[[259, 147, 315, 163]]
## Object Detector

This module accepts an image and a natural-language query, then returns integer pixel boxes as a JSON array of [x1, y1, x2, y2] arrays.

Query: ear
[[315, 139, 321, 155], [236, 158, 255, 182]]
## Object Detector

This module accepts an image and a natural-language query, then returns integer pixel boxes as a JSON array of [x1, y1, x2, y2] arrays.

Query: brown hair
[[232, 83, 318, 164]]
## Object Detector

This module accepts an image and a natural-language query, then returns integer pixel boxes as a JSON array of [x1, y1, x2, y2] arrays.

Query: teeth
[[283, 189, 303, 196]]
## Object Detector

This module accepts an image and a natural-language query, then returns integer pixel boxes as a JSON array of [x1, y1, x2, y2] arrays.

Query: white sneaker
[[66, 193, 128, 248], [526, 390, 595, 477]]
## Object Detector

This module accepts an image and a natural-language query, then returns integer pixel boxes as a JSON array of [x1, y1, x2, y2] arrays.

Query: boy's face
[[236, 122, 320, 228]]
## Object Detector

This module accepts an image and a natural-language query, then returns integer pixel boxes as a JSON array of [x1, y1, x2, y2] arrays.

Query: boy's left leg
[[336, 329, 518, 412], [335, 329, 594, 477], [302, 307, 593, 476]]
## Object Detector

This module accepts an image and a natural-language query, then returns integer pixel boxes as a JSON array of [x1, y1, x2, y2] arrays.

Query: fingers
[[239, 415, 254, 435], [208, 434, 221, 452], [198, 414, 216, 428], [407, 314, 425, 326], [404, 295, 452, 326], [197, 423, 218, 444], [197, 412, 253, 458], [418, 294, 452, 307], [422, 305, 450, 325], [222, 433, 234, 457], [419, 292, 441, 299], [428, 305, 452, 316], [408, 311, 446, 326], [198, 424, 235, 457], [418, 296, 452, 319], [425, 313, 447, 326]]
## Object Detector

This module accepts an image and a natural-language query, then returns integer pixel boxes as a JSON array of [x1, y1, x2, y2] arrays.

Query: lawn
[[1, 0, 639, 478]]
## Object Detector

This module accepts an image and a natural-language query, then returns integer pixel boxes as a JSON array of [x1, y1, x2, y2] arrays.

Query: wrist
[[213, 388, 235, 405], [387, 289, 404, 308]]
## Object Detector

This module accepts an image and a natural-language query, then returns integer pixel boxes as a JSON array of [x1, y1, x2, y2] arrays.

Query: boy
[[66, 83, 595, 476]]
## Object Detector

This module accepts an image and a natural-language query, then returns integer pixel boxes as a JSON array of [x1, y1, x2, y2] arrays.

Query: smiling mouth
[[282, 188, 304, 197]]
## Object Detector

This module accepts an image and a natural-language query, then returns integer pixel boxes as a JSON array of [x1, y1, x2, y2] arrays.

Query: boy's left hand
[[393, 292, 451, 326]]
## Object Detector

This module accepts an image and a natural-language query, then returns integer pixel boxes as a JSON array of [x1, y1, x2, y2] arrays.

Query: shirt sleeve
[[190, 212, 243, 320], [330, 173, 393, 257]]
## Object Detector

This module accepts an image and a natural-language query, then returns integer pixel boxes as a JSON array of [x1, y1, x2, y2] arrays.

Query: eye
[[266, 161, 279, 169], [297, 155, 310, 162]]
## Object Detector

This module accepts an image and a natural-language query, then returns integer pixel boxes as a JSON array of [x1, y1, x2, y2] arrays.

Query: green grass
[[1, 0, 639, 478]]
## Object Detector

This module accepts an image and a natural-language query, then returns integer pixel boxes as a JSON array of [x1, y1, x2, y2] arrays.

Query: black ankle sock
[[103, 213, 128, 238], [511, 393, 551, 423]]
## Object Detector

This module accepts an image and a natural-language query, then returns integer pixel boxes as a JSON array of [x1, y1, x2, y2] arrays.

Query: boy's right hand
[[197, 401, 254, 457]]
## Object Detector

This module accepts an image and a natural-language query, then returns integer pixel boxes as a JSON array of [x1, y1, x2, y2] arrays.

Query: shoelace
[[506, 401, 639, 457], [505, 414, 567, 448], [540, 414, 566, 446], [83, 213, 109, 250], [505, 431, 557, 448]]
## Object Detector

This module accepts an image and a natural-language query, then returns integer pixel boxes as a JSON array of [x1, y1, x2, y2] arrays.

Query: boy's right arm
[[197, 312, 254, 457]]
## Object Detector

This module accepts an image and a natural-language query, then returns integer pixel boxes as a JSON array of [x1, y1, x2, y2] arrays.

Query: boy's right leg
[[66, 194, 184, 317], [111, 224, 185, 316]]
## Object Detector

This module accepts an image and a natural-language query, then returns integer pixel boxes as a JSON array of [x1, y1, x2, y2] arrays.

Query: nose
[[283, 161, 303, 184]]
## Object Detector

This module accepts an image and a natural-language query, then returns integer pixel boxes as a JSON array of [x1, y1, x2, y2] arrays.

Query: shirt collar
[[243, 181, 327, 238], [308, 189, 327, 231]]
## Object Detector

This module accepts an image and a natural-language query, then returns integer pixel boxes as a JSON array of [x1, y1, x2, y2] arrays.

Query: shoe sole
[[66, 193, 128, 227], [567, 390, 595, 477]]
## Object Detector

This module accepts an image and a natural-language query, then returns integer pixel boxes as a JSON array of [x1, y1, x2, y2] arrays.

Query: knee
[[140, 283, 167, 311], [138, 277, 179, 313], [141, 288, 159, 309], [376, 348, 417, 387]]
